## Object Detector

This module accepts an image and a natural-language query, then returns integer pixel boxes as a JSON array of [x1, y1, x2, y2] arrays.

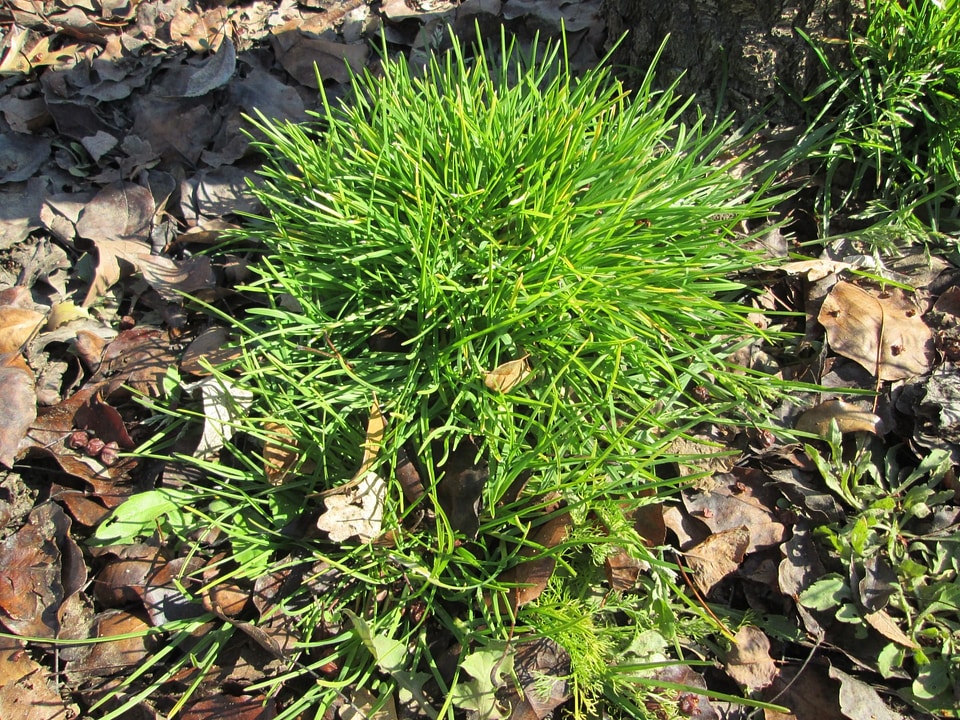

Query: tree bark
[[602, 0, 866, 123]]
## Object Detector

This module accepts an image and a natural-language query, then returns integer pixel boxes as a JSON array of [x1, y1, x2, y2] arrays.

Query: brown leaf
[[94, 555, 160, 608], [0, 502, 86, 637], [498, 637, 571, 720], [262, 422, 315, 486], [0, 355, 35, 468], [829, 666, 905, 720], [67, 610, 155, 678], [181, 326, 241, 376], [498, 513, 571, 610], [270, 26, 369, 85], [484, 355, 531, 393], [725, 625, 778, 691], [75, 182, 155, 244], [169, 6, 230, 53], [685, 526, 750, 597], [795, 399, 882, 437], [0, 636, 78, 720], [0, 306, 44, 354], [682, 469, 785, 553], [180, 694, 276, 720], [863, 610, 917, 650], [75, 392, 135, 449], [96, 326, 175, 397], [819, 281, 933, 380], [136, 254, 217, 302]]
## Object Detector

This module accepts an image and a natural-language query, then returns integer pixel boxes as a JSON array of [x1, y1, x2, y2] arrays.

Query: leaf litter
[[0, 1, 958, 718]]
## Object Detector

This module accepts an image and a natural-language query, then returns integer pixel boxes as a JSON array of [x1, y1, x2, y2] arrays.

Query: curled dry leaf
[[484, 355, 531, 393], [818, 281, 933, 381], [795, 399, 882, 437], [316, 471, 386, 544], [0, 502, 86, 638]]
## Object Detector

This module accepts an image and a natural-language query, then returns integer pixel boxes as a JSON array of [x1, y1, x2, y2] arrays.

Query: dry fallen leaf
[[0, 354, 35, 469], [725, 625, 778, 691], [0, 636, 79, 720], [819, 281, 933, 381], [485, 355, 531, 393], [685, 526, 750, 597], [795, 399, 882, 437], [316, 471, 386, 543], [0, 305, 45, 354], [498, 513, 571, 611]]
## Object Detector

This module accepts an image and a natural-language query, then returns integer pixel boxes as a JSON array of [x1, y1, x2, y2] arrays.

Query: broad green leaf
[[799, 574, 850, 611], [91, 489, 186, 545]]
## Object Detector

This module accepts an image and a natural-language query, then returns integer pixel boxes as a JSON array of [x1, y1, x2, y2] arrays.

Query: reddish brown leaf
[[180, 694, 276, 720], [67, 610, 155, 677], [0, 636, 78, 719], [75, 392, 135, 449], [0, 502, 86, 637]]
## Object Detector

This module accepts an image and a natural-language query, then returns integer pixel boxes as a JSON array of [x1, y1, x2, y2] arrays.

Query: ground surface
[[0, 1, 958, 719]]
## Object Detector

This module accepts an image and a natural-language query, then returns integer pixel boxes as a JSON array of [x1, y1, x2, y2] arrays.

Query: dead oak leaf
[[316, 471, 386, 543]]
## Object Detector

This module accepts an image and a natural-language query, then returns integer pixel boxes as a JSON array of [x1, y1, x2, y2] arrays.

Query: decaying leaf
[[682, 470, 785, 553], [0, 503, 86, 638], [795, 399, 882, 437], [65, 610, 155, 678], [725, 625, 778, 691], [685, 526, 750, 597], [863, 610, 918, 650], [818, 281, 933, 381], [484, 355, 531, 393], [316, 471, 386, 544]]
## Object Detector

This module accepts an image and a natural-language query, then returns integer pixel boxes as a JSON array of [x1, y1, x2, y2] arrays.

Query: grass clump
[[800, 0, 960, 235], [131, 29, 797, 718]]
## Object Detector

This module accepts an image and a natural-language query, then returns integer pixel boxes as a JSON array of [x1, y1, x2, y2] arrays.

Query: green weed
[[123, 28, 800, 718]]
